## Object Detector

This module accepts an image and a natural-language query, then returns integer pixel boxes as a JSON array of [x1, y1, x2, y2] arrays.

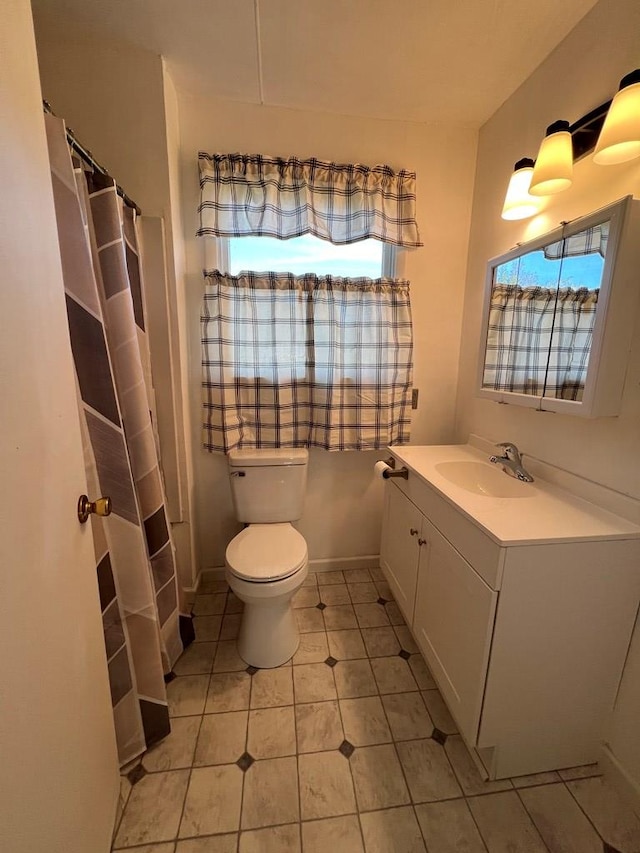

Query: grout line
[[174, 674, 211, 843], [236, 694, 250, 852], [460, 795, 491, 853], [512, 785, 554, 853], [556, 778, 609, 848], [332, 663, 367, 850], [111, 774, 133, 848]]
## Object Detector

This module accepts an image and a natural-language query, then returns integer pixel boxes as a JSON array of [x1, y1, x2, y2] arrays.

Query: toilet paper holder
[[383, 457, 409, 479]]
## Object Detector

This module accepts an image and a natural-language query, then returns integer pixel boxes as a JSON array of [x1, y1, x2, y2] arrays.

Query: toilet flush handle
[[230, 471, 246, 477]]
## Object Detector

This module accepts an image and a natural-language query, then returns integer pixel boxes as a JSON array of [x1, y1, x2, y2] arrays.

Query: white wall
[[31, 20, 478, 578], [33, 30, 198, 587], [176, 93, 478, 568], [455, 0, 640, 798], [1, 1, 119, 848]]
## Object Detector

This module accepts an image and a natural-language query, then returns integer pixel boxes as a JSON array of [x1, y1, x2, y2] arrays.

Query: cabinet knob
[[409, 528, 418, 536], [418, 538, 427, 546]]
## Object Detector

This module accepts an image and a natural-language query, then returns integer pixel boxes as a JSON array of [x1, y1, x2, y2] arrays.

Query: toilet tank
[[228, 448, 309, 523]]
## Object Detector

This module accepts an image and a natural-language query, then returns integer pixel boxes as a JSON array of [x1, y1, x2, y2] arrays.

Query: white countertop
[[388, 444, 640, 546]]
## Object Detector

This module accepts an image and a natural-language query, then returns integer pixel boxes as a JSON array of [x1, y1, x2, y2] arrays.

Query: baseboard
[[198, 567, 226, 583], [309, 555, 380, 572], [182, 570, 203, 602], [600, 743, 640, 816], [193, 554, 381, 590]]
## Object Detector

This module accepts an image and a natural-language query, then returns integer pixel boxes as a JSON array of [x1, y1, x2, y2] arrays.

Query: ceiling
[[31, 0, 599, 125]]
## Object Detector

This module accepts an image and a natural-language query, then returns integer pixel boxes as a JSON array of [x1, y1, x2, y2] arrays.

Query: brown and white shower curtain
[[46, 113, 189, 766]]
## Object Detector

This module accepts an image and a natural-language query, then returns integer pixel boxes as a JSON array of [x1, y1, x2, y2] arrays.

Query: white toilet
[[225, 448, 309, 668]]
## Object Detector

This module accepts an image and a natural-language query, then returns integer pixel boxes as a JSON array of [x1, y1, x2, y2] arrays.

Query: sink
[[434, 460, 534, 498]]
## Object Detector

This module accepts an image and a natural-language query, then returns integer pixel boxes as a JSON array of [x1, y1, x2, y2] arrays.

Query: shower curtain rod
[[43, 100, 142, 216]]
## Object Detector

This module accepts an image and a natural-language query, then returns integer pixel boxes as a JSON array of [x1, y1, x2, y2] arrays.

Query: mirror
[[478, 196, 639, 417]]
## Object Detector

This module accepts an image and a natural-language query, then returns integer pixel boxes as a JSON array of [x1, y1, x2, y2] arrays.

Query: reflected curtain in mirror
[[483, 284, 598, 400]]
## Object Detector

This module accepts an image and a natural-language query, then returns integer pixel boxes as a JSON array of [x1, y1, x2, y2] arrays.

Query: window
[[204, 235, 400, 389], [197, 152, 418, 451], [201, 268, 413, 451], [205, 234, 397, 279]]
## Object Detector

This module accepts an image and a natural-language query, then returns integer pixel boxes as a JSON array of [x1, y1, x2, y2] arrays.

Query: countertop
[[388, 444, 640, 546]]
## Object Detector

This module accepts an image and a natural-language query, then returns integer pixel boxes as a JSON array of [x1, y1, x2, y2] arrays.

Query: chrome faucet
[[489, 442, 534, 482]]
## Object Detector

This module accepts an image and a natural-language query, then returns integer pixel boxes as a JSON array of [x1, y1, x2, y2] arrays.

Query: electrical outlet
[[411, 388, 419, 410]]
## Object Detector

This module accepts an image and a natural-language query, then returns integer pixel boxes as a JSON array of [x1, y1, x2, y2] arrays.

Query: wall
[[30, 16, 478, 577], [176, 93, 478, 569], [33, 29, 198, 587], [455, 0, 640, 799], [0, 1, 119, 849]]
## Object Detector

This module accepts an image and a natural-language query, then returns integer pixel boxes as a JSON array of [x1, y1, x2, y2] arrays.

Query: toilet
[[225, 448, 309, 668]]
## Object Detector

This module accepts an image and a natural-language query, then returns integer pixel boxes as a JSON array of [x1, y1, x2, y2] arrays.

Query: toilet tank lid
[[228, 448, 309, 467]]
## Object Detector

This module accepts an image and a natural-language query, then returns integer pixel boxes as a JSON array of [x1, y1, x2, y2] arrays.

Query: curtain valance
[[201, 270, 413, 451], [543, 222, 609, 260], [197, 153, 422, 247]]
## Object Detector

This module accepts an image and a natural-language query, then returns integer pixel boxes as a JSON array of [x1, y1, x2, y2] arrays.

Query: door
[[380, 482, 422, 624], [0, 3, 119, 852], [413, 518, 498, 745]]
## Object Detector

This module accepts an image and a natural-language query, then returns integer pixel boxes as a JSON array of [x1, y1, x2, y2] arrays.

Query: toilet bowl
[[225, 522, 308, 668]]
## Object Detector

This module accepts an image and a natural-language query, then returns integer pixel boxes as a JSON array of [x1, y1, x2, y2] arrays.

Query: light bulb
[[501, 158, 540, 221], [594, 70, 640, 165], [529, 121, 573, 196]]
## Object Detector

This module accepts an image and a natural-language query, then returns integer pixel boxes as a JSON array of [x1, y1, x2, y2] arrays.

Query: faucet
[[489, 442, 534, 482]]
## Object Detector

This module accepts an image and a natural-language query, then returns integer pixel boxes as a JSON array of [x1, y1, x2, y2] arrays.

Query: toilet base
[[238, 599, 300, 668], [225, 564, 308, 669]]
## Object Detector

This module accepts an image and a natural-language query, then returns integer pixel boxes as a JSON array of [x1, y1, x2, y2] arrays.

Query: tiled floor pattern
[[113, 568, 640, 853]]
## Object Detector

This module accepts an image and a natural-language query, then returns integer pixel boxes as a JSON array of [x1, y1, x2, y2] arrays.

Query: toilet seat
[[226, 523, 308, 583]]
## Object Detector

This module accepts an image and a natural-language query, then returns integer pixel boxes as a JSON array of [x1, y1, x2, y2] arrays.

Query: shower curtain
[[45, 113, 190, 766]]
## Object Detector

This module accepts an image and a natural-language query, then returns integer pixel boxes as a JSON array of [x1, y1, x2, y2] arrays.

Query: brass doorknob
[[78, 494, 112, 524]]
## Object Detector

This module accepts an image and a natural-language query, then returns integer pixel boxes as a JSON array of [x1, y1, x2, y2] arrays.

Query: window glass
[[227, 234, 385, 278]]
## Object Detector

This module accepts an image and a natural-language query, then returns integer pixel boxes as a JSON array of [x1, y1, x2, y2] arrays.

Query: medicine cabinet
[[477, 196, 640, 417]]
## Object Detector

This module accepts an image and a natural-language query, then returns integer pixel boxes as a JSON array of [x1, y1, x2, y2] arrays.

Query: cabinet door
[[413, 518, 498, 745], [380, 482, 422, 624]]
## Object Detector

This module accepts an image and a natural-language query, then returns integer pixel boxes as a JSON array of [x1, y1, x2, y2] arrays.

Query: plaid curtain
[[545, 287, 598, 400], [543, 222, 609, 260], [202, 271, 413, 451], [197, 153, 422, 247], [483, 284, 598, 400]]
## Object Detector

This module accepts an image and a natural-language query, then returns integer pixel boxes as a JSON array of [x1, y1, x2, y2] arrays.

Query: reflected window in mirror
[[483, 242, 565, 397], [544, 226, 606, 401]]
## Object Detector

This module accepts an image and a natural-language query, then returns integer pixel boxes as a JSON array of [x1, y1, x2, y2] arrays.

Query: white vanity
[[380, 442, 640, 779]]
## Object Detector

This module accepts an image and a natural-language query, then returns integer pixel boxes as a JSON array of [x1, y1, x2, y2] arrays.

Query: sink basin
[[434, 460, 534, 498]]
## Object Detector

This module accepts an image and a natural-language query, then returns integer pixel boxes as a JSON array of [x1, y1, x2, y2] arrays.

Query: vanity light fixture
[[501, 68, 640, 219], [593, 69, 640, 165], [500, 158, 540, 221], [529, 121, 573, 196]]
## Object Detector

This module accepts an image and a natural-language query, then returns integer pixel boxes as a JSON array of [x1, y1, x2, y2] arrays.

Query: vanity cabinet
[[380, 451, 640, 780], [379, 485, 422, 622], [380, 485, 498, 744], [412, 517, 498, 748]]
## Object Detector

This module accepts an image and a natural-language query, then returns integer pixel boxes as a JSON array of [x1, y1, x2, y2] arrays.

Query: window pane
[[228, 234, 384, 278]]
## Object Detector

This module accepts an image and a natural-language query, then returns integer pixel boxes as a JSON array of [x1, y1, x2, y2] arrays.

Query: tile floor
[[113, 568, 640, 853]]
